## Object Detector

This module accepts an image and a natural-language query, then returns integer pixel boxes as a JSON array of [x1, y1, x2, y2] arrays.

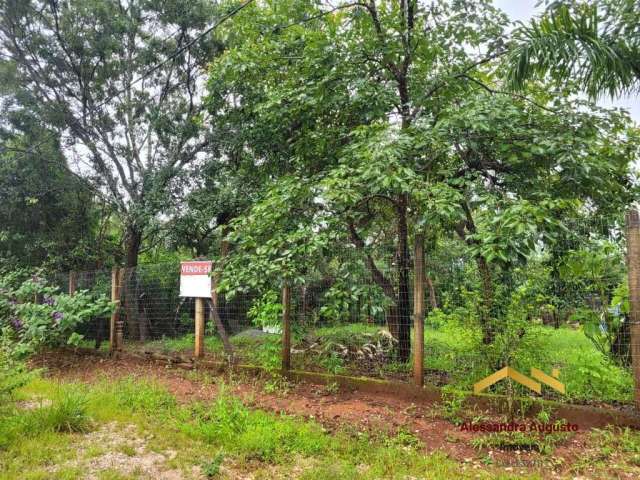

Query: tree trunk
[[209, 295, 233, 357], [348, 216, 411, 361], [425, 274, 438, 310], [125, 225, 142, 268], [348, 221, 398, 332], [395, 195, 412, 362], [215, 232, 236, 332], [476, 255, 495, 345], [457, 202, 496, 345], [123, 225, 148, 341]]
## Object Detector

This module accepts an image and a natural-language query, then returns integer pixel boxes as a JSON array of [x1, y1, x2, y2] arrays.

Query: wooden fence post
[[109, 267, 121, 353], [282, 282, 291, 371], [413, 233, 425, 387], [194, 297, 205, 358], [626, 208, 640, 409], [68, 271, 77, 295]]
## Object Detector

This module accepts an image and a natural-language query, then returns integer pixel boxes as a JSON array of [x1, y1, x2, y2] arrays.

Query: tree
[[506, 0, 640, 98], [0, 59, 112, 271], [207, 0, 511, 361], [0, 128, 99, 271], [433, 92, 638, 342], [0, 0, 229, 267], [209, 0, 639, 361], [166, 156, 259, 258]]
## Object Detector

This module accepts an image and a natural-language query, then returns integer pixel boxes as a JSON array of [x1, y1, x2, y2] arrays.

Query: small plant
[[118, 444, 137, 457], [440, 386, 468, 425], [384, 428, 421, 449], [324, 381, 339, 395], [318, 352, 345, 375], [0, 327, 36, 404], [45, 390, 92, 433], [480, 454, 493, 465], [536, 405, 554, 424], [201, 451, 225, 478], [263, 375, 291, 396]]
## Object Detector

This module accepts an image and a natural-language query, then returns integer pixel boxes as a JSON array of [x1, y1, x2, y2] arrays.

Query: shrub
[[0, 272, 113, 349], [0, 327, 35, 404], [247, 291, 282, 330]]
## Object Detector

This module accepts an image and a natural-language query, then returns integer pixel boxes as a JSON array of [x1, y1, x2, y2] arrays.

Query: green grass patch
[[133, 320, 634, 404], [533, 326, 633, 403], [140, 333, 224, 355], [179, 388, 332, 462], [0, 375, 546, 479], [590, 426, 640, 462]]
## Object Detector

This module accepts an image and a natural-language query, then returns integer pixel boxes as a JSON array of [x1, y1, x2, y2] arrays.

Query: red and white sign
[[179, 260, 212, 298]]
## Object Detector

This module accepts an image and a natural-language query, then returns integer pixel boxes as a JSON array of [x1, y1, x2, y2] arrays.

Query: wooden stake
[[68, 271, 78, 295], [413, 233, 425, 387], [194, 297, 205, 358], [109, 267, 121, 353], [282, 282, 291, 371], [626, 208, 640, 409]]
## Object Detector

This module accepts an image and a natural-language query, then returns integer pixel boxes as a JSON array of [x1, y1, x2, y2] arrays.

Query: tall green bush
[[0, 272, 113, 350]]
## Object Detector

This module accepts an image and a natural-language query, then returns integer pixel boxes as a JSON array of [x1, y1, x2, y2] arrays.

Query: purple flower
[[9, 298, 17, 305], [52, 311, 64, 325], [10, 317, 22, 330], [43, 295, 55, 306]]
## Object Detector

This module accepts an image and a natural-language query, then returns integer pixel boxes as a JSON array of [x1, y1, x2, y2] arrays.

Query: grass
[[0, 375, 546, 480], [534, 326, 633, 403], [0, 389, 91, 450], [588, 426, 640, 466], [129, 320, 634, 404], [138, 333, 224, 355]]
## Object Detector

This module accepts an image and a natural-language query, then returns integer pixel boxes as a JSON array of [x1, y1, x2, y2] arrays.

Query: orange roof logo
[[473, 366, 565, 395]]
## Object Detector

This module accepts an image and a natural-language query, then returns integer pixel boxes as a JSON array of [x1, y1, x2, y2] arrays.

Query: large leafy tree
[[433, 92, 637, 342], [0, 0, 229, 268], [0, 126, 99, 271], [209, 0, 638, 361], [207, 0, 510, 360], [166, 153, 260, 258], [0, 59, 115, 271]]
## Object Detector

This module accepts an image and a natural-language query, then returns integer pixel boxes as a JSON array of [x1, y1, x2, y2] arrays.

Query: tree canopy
[[0, 0, 638, 359]]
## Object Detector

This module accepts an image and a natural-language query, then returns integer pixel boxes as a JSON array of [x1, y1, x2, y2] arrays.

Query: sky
[[494, 0, 640, 123]]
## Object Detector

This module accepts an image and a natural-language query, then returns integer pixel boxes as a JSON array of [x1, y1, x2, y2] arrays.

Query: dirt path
[[31, 350, 637, 479]]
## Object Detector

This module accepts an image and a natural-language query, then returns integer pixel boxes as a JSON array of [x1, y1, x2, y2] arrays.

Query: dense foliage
[[0, 0, 638, 399]]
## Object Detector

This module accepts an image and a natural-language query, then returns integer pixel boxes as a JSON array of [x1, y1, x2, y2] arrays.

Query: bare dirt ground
[[53, 422, 185, 480], [30, 350, 640, 479]]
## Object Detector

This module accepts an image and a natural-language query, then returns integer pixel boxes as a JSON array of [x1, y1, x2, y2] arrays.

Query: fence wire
[[47, 213, 639, 406]]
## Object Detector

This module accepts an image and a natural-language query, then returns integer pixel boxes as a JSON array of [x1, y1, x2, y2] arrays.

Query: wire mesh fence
[[35, 211, 640, 408]]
